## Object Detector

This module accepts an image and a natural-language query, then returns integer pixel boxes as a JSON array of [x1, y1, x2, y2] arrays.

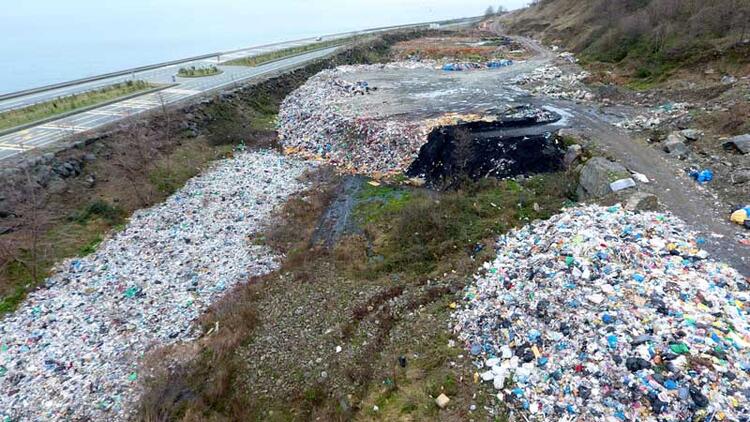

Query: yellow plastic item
[[731, 209, 748, 224]]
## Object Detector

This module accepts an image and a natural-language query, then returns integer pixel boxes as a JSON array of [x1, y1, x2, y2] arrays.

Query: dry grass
[[391, 34, 523, 61]]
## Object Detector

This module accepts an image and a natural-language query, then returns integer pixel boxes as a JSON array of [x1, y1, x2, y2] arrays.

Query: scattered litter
[[0, 151, 313, 420], [436, 393, 451, 408], [617, 103, 692, 131], [730, 206, 750, 229], [454, 204, 750, 421], [609, 178, 636, 192], [512, 65, 593, 101], [486, 59, 513, 68], [689, 168, 714, 184], [442, 62, 482, 71], [631, 172, 650, 183]]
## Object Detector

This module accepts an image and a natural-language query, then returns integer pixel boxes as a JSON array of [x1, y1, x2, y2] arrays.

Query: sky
[[0, 0, 530, 93]]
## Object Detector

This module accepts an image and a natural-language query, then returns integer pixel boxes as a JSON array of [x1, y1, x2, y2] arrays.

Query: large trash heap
[[278, 65, 431, 176], [454, 205, 750, 421], [0, 151, 312, 420]]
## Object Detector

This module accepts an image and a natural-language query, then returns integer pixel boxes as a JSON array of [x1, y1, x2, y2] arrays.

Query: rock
[[85, 174, 97, 188], [679, 129, 702, 142], [435, 393, 450, 409], [721, 75, 737, 85], [667, 132, 686, 143], [83, 154, 97, 162], [625, 192, 659, 211], [563, 144, 582, 168], [662, 136, 689, 159], [576, 157, 629, 199], [731, 170, 750, 185], [723, 134, 750, 154]]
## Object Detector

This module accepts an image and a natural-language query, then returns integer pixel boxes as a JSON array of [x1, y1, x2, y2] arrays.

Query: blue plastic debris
[[486, 59, 513, 68], [689, 169, 714, 183]]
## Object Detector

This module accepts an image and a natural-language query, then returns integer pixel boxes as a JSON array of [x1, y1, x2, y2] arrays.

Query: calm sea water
[[0, 0, 501, 95]]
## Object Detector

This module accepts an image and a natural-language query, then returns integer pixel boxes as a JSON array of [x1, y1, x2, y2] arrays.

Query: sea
[[0, 0, 483, 95]]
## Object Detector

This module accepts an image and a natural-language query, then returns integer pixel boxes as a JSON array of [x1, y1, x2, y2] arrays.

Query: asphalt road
[[0, 47, 339, 161], [0, 18, 479, 162], [0, 40, 330, 114]]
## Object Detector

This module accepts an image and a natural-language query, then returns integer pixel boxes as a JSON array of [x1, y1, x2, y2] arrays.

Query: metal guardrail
[[0, 16, 482, 102]]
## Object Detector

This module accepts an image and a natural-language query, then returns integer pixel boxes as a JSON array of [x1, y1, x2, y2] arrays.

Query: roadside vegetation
[[177, 65, 222, 78], [0, 80, 153, 132], [226, 38, 353, 67]]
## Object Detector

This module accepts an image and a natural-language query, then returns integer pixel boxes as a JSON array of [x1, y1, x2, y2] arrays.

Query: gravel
[[454, 204, 750, 421], [0, 150, 313, 420]]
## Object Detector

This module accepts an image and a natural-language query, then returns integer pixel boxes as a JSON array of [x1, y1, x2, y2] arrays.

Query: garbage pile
[[336, 61, 438, 73], [278, 66, 432, 175], [617, 103, 692, 131], [513, 65, 593, 101], [454, 204, 750, 421], [0, 151, 313, 420]]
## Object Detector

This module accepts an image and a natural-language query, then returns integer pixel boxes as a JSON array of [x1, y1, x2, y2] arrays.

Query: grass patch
[[226, 38, 352, 67], [71, 200, 125, 225], [177, 65, 221, 78], [0, 80, 152, 131], [358, 175, 575, 278]]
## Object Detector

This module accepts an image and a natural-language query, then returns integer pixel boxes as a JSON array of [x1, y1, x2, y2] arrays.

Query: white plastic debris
[[454, 204, 750, 421], [0, 151, 314, 420]]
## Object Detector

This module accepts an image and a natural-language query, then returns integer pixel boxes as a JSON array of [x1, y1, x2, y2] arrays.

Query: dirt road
[[505, 33, 750, 275]]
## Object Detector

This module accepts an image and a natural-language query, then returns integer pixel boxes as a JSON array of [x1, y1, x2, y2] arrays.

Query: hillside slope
[[503, 0, 750, 87]]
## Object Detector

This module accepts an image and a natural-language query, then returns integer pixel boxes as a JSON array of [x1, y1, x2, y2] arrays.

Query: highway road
[[0, 17, 479, 163], [0, 47, 339, 161], [0, 39, 329, 114]]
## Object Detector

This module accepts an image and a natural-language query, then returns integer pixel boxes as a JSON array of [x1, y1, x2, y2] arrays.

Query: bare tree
[[485, 5, 496, 17], [110, 116, 161, 207]]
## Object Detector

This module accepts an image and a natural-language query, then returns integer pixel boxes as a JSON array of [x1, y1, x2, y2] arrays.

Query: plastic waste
[[453, 204, 750, 421], [689, 169, 714, 183], [609, 178, 636, 192]]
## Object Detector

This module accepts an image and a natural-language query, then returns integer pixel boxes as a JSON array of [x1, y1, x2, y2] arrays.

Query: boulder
[[663, 136, 689, 159], [679, 129, 702, 142], [625, 192, 659, 211], [731, 170, 750, 185], [576, 157, 629, 199], [723, 134, 750, 154], [563, 144, 582, 168]]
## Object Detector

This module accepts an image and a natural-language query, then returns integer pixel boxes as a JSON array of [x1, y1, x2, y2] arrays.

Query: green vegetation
[[177, 65, 221, 78], [0, 80, 152, 131], [358, 175, 575, 277], [226, 38, 353, 67], [510, 0, 750, 87]]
